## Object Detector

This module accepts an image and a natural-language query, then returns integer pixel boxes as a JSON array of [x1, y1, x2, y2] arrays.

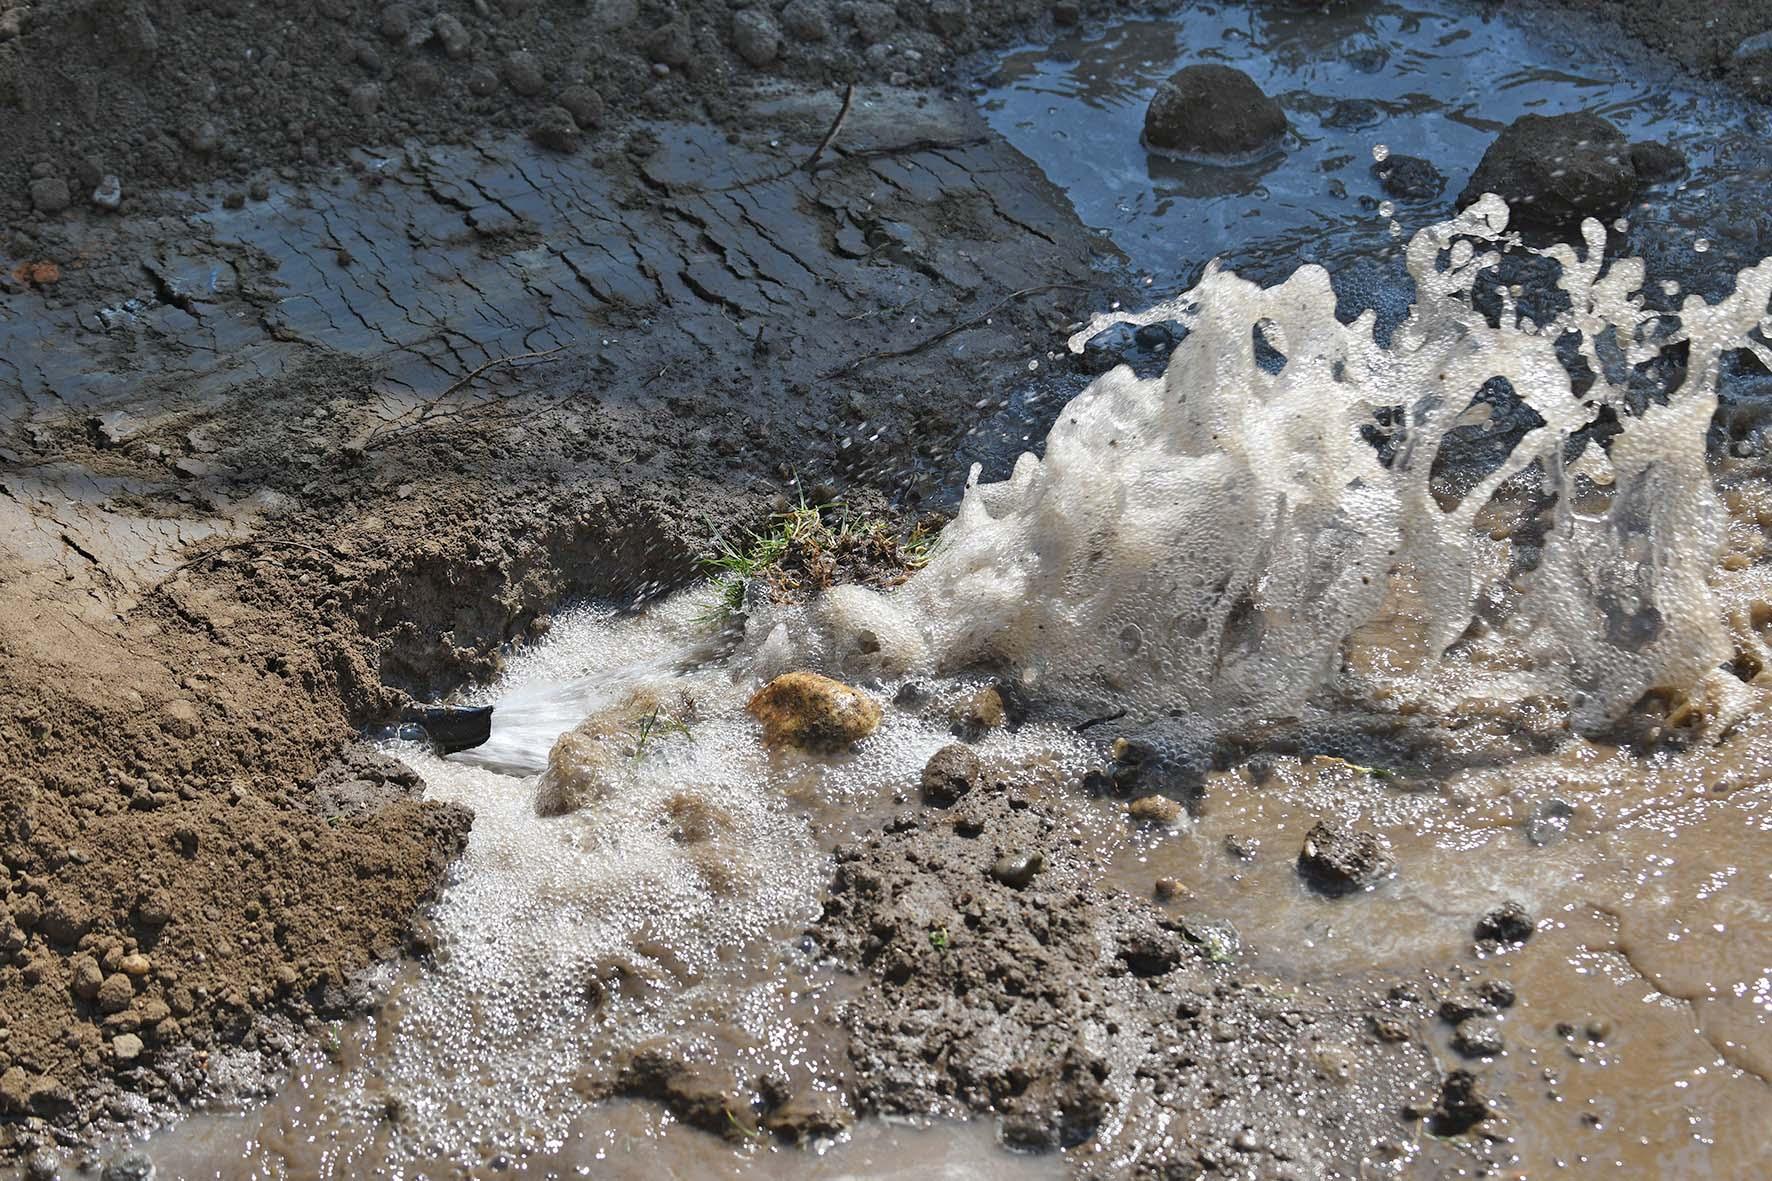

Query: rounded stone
[[28, 176, 70, 213], [1452, 1018, 1505, 1058], [920, 742, 981, 807], [528, 106, 579, 153], [557, 84, 606, 130], [781, 0, 830, 41], [747, 671, 882, 751], [347, 82, 383, 116], [1457, 111, 1636, 228], [731, 9, 781, 67], [503, 51, 545, 97], [1143, 65, 1288, 157]]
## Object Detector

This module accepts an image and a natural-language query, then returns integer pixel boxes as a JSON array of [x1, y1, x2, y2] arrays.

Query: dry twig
[[822, 283, 1088, 377], [803, 84, 856, 172], [362, 344, 568, 449]]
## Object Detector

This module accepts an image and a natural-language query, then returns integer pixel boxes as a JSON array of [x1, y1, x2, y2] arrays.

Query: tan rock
[[747, 671, 882, 751], [1128, 795, 1183, 827]]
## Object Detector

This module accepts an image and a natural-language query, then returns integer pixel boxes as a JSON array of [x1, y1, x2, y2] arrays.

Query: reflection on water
[[980, 1, 1762, 284]]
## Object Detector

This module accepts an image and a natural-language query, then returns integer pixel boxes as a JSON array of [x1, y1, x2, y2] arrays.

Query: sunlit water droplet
[[1695, 238, 1711, 254]]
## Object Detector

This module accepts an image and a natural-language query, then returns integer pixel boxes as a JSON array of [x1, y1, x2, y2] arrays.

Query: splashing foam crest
[[817, 196, 1772, 728]]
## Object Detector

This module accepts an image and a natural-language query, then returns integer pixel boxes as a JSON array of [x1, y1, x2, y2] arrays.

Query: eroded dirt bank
[[2, 0, 1771, 1173]]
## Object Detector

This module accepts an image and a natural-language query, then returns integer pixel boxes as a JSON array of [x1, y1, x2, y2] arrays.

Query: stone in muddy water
[[1474, 900, 1534, 945], [763, 1087, 852, 1141], [528, 106, 580, 154], [991, 850, 1044, 888], [949, 684, 1004, 738], [401, 704, 493, 754], [1322, 97, 1381, 129], [1127, 794, 1183, 827], [1372, 154, 1444, 201], [920, 742, 981, 807], [1457, 112, 1636, 228], [1476, 978, 1516, 1010], [731, 9, 781, 67], [1178, 914, 1239, 963], [1153, 876, 1189, 902], [557, 84, 605, 130], [1142, 65, 1288, 157], [99, 1150, 155, 1181], [747, 671, 881, 751], [28, 176, 70, 214], [1428, 1069, 1490, 1134], [1452, 1018, 1504, 1058], [1437, 988, 1491, 1023], [1628, 140, 1687, 184], [1297, 819, 1394, 894]]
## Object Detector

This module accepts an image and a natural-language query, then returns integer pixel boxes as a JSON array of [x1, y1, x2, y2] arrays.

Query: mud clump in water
[[1297, 819, 1394, 894], [813, 782, 1456, 1176]]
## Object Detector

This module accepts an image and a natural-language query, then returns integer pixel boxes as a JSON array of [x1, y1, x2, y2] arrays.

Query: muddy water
[[131, 596, 1093, 1178]]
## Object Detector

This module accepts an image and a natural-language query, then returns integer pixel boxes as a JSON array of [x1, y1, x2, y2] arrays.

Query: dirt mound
[[811, 778, 1479, 1178]]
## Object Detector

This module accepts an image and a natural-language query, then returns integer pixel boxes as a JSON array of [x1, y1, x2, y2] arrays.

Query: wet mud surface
[[3, 0, 1772, 1176]]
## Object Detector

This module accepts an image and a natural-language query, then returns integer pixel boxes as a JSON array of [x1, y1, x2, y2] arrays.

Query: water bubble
[[1388, 220, 1403, 239], [1378, 200, 1396, 218], [1662, 280, 1682, 296], [1372, 143, 1390, 163], [1027, 359, 1039, 372], [1613, 218, 1630, 234], [1695, 238, 1711, 254]]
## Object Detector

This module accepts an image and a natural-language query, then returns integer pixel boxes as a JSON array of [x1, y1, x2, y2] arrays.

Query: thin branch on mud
[[361, 344, 568, 449], [1073, 708, 1128, 733], [803, 84, 856, 172], [822, 283, 1089, 377], [160, 538, 340, 583], [819, 136, 989, 167]]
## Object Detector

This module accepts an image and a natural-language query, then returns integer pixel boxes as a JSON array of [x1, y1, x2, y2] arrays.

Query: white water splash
[[801, 197, 1772, 730]]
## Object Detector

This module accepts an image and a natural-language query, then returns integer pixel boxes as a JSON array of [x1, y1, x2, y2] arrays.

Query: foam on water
[[814, 198, 1772, 731]]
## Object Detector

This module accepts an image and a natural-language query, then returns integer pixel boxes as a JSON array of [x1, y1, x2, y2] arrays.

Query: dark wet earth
[[6, 1, 1772, 1178]]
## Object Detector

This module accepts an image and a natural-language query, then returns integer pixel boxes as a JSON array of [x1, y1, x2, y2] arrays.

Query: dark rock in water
[[1437, 989, 1490, 1023], [1524, 797, 1576, 846], [1322, 98, 1382, 129], [1078, 321, 1138, 374], [1628, 140, 1687, 184], [1143, 65, 1288, 157], [528, 106, 580, 154], [1452, 1018, 1505, 1058], [100, 1153, 155, 1181], [402, 704, 494, 754], [1373, 154, 1445, 201], [1457, 112, 1637, 228], [1476, 978, 1516, 1010], [920, 742, 981, 807], [1474, 899, 1534, 945], [1428, 1069, 1490, 1134], [1297, 819, 1394, 894]]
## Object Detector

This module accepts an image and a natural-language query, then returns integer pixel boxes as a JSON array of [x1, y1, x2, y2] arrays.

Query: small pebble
[[91, 174, 122, 210], [990, 851, 1043, 889]]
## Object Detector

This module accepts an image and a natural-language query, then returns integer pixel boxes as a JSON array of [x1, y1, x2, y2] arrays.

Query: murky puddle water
[[116, 2, 1772, 1177]]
